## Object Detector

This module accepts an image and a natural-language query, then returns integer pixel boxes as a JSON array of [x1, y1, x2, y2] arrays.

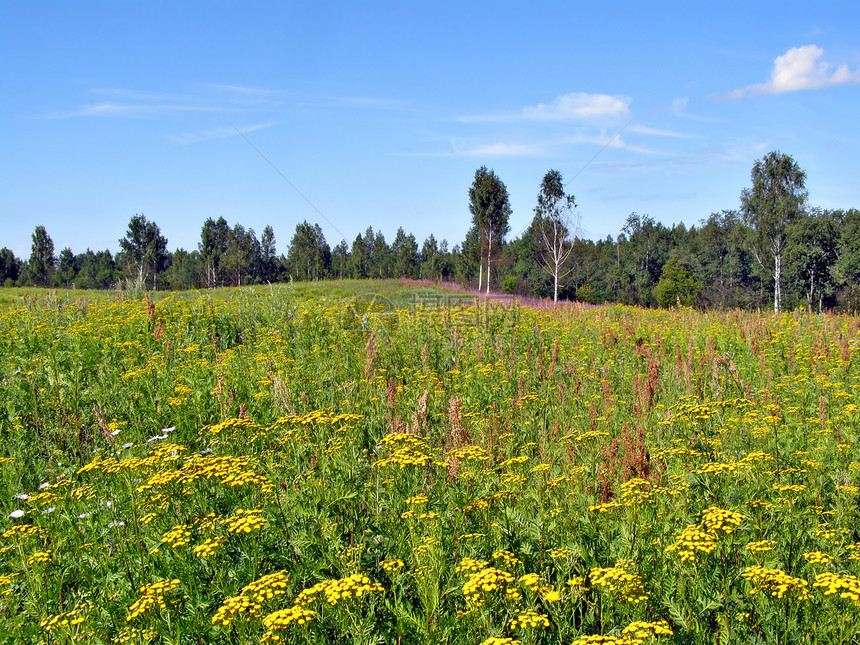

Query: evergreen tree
[[118, 214, 168, 290], [28, 225, 56, 287]]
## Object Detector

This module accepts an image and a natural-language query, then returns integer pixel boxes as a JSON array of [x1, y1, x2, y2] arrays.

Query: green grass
[[0, 284, 857, 644]]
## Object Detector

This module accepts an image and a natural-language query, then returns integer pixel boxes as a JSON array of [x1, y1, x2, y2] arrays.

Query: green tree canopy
[[534, 169, 577, 302], [468, 166, 511, 293], [28, 225, 56, 287], [118, 213, 168, 291], [740, 151, 807, 312]]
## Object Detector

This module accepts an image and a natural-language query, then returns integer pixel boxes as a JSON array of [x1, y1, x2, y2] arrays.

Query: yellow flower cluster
[[462, 568, 516, 607], [456, 557, 489, 573], [813, 572, 860, 605], [222, 508, 267, 534], [0, 573, 17, 597], [294, 574, 383, 607], [694, 461, 746, 475], [772, 483, 806, 493], [242, 571, 290, 603], [270, 410, 361, 428], [380, 558, 404, 573], [404, 494, 429, 505], [570, 619, 673, 645], [40, 602, 91, 632], [114, 627, 156, 643], [27, 549, 52, 565], [802, 551, 833, 565], [518, 573, 544, 590], [574, 430, 610, 442], [413, 536, 440, 554], [2, 523, 43, 540], [742, 566, 810, 599], [500, 455, 530, 467], [261, 605, 317, 641], [212, 571, 290, 627], [746, 540, 777, 554], [567, 576, 588, 592], [588, 501, 625, 513], [211, 594, 263, 626], [570, 636, 624, 644], [701, 507, 745, 535], [479, 638, 521, 645], [127, 579, 181, 621], [547, 547, 574, 559], [665, 525, 718, 561], [509, 609, 550, 630], [465, 491, 512, 513], [589, 560, 648, 604], [500, 473, 526, 485], [161, 524, 192, 548], [447, 445, 490, 461], [193, 535, 227, 558], [493, 550, 523, 567], [374, 434, 444, 469], [620, 478, 655, 506], [620, 620, 674, 644], [182, 455, 272, 492]]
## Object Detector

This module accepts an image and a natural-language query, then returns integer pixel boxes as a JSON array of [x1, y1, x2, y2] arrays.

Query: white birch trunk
[[486, 230, 492, 295]]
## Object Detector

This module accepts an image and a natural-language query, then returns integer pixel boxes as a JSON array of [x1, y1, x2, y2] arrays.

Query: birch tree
[[534, 169, 578, 302], [468, 166, 511, 294], [740, 151, 807, 313]]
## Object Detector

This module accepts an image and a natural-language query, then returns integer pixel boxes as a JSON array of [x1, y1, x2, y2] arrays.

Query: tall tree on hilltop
[[56, 247, 77, 287], [787, 209, 838, 313], [740, 151, 807, 313], [469, 166, 511, 294], [287, 221, 330, 281], [199, 217, 231, 288], [118, 214, 168, 291], [0, 248, 22, 286], [29, 225, 56, 287], [331, 240, 350, 280], [534, 169, 578, 302], [392, 227, 419, 278], [224, 224, 258, 286], [260, 225, 277, 283]]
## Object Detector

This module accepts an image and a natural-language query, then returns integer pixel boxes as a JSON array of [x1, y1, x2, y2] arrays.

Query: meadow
[[0, 281, 858, 644]]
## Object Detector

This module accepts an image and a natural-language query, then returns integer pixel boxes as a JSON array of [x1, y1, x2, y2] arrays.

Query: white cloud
[[725, 45, 860, 99], [169, 121, 278, 145], [459, 92, 631, 123], [627, 124, 690, 138], [671, 98, 689, 116], [521, 93, 631, 121], [451, 140, 543, 157]]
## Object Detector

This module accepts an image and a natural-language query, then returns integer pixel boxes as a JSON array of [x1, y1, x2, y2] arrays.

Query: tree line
[[4, 150, 860, 312]]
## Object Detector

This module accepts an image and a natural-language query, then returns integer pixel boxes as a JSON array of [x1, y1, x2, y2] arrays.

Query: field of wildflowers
[[0, 281, 858, 644]]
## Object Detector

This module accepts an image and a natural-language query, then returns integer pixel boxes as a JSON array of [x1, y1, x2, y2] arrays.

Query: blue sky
[[2, 1, 860, 258]]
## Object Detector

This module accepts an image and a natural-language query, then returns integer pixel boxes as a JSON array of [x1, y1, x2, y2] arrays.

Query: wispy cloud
[[168, 120, 278, 145], [459, 92, 631, 123], [64, 85, 272, 118], [60, 84, 401, 119], [450, 139, 544, 157], [628, 124, 691, 138], [724, 45, 860, 99], [699, 139, 771, 162], [447, 126, 659, 159]]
